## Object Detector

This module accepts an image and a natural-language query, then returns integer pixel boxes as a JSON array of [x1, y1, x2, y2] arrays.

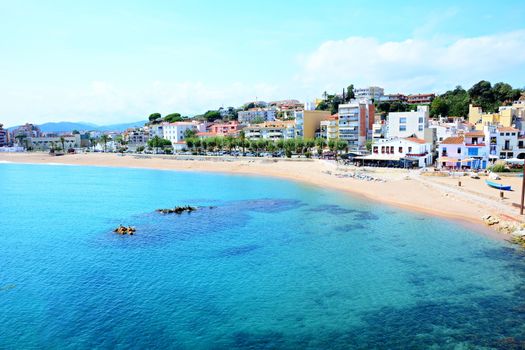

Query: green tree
[[315, 138, 326, 156], [185, 138, 195, 150], [164, 113, 183, 123], [184, 128, 197, 139], [239, 131, 246, 153], [430, 97, 449, 118], [469, 80, 495, 112], [203, 110, 221, 122], [147, 136, 171, 153], [149, 113, 162, 123], [100, 135, 110, 152], [60, 136, 66, 151], [316, 101, 330, 111], [346, 84, 355, 101], [365, 140, 373, 152]]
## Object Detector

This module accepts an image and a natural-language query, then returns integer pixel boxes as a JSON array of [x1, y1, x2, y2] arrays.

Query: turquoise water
[[1, 163, 525, 349]]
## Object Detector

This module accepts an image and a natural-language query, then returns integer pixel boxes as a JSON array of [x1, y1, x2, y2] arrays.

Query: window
[[399, 125, 407, 132], [458, 147, 461, 154], [418, 125, 423, 131], [418, 117, 423, 123], [373, 146, 378, 154], [390, 146, 394, 154], [506, 133, 510, 136], [500, 133, 504, 136], [399, 117, 407, 124], [399, 147, 403, 153], [408, 147, 412, 153]]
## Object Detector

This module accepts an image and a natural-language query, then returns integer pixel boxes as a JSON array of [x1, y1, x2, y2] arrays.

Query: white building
[[354, 86, 384, 101], [243, 121, 295, 140], [365, 137, 432, 168], [338, 100, 375, 149], [487, 126, 520, 160], [237, 109, 276, 124], [162, 122, 206, 145], [386, 106, 429, 139], [28, 134, 81, 151]]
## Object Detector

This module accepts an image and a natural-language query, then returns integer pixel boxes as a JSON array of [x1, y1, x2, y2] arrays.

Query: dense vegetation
[[430, 81, 523, 118], [185, 135, 348, 159]]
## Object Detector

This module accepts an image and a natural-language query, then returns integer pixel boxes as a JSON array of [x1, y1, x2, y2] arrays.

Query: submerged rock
[[114, 225, 136, 235], [156, 205, 198, 215]]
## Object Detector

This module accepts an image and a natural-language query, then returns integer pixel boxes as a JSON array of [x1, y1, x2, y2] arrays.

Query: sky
[[1, 0, 525, 126]]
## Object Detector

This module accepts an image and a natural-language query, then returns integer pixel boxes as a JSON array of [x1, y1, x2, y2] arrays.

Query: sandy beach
[[1, 152, 523, 236]]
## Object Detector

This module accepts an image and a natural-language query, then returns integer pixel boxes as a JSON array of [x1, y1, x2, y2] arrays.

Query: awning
[[354, 154, 401, 161], [438, 157, 458, 163]]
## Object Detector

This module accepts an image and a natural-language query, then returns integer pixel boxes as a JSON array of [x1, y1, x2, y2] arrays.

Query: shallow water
[[1, 163, 524, 349]]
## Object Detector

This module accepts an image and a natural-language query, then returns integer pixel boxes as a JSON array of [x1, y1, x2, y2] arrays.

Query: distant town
[[1, 80, 524, 170]]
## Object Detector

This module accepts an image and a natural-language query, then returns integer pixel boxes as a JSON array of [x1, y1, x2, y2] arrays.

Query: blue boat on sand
[[485, 180, 512, 191]]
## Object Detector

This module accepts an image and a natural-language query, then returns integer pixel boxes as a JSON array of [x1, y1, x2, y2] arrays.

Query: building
[[237, 109, 276, 124], [12, 123, 41, 144], [337, 100, 375, 149], [0, 124, 9, 146], [379, 94, 407, 103], [386, 105, 429, 139], [319, 114, 339, 140], [406, 94, 435, 104], [437, 136, 467, 169], [210, 121, 241, 136], [372, 121, 386, 140], [463, 131, 489, 169], [294, 110, 331, 139], [359, 137, 432, 168], [490, 126, 519, 160], [243, 121, 295, 140], [124, 129, 149, 147], [468, 104, 513, 130], [28, 134, 81, 151], [354, 86, 384, 101], [162, 122, 206, 145]]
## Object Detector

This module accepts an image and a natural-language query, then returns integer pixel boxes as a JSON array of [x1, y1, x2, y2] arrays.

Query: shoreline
[[1, 152, 523, 240]]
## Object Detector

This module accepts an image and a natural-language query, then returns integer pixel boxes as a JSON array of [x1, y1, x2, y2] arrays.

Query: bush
[[489, 163, 509, 173], [136, 146, 145, 153], [285, 149, 292, 158]]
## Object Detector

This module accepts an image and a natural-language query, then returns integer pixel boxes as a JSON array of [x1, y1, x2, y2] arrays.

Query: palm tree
[[305, 138, 315, 155], [194, 138, 202, 154], [89, 137, 96, 151], [60, 136, 66, 152], [15, 134, 27, 149], [315, 138, 326, 157], [295, 138, 305, 155], [239, 131, 246, 154], [100, 135, 110, 152]]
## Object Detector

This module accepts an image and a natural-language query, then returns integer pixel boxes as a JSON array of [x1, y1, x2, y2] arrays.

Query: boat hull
[[485, 180, 512, 191]]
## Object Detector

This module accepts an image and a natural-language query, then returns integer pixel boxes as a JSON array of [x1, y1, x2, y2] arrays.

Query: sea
[[1, 163, 524, 349]]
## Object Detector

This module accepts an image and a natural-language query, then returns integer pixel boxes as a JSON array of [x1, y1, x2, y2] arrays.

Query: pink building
[[210, 121, 241, 136]]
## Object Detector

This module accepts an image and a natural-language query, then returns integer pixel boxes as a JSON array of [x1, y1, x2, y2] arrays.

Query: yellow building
[[468, 104, 512, 130], [296, 110, 331, 139]]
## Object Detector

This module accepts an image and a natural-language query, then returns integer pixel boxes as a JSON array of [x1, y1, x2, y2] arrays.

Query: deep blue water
[[1, 163, 525, 349]]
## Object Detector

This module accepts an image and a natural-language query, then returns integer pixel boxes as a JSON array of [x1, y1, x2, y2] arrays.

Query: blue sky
[[1, 0, 525, 126]]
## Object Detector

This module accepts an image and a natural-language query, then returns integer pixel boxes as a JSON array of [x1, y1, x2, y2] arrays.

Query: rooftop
[[441, 136, 464, 144], [404, 137, 427, 144]]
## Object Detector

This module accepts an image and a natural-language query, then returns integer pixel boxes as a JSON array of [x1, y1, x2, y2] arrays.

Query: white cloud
[[298, 30, 525, 94], [2, 81, 286, 126]]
